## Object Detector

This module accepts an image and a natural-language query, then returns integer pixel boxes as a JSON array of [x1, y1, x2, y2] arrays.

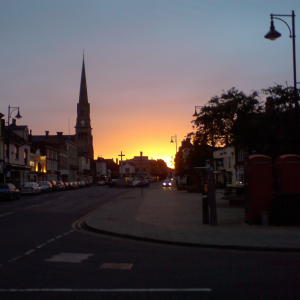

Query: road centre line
[[0, 212, 13, 218], [0, 288, 212, 292], [6, 229, 75, 265], [8, 256, 22, 263], [24, 249, 36, 255], [24, 204, 39, 210]]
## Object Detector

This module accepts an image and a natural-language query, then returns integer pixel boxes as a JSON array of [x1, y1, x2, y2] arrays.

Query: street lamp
[[170, 134, 177, 153], [6, 106, 22, 182], [193, 106, 203, 118], [265, 10, 299, 153]]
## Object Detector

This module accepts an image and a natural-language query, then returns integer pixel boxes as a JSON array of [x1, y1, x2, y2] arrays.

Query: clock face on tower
[[81, 120, 85, 126]]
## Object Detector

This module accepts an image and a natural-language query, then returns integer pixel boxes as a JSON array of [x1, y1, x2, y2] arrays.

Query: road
[[0, 183, 299, 300]]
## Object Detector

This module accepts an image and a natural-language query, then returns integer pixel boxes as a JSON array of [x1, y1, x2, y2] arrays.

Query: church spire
[[79, 55, 88, 104], [75, 55, 94, 159]]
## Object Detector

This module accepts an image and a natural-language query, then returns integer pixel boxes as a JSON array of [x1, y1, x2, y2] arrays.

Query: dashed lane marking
[[36, 243, 46, 249], [8, 256, 22, 263], [24, 249, 36, 255], [5, 229, 75, 265], [0, 212, 13, 218], [0, 288, 212, 292]]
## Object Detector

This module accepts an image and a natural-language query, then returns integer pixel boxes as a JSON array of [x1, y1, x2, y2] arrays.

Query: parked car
[[64, 182, 70, 190], [108, 179, 120, 187], [38, 181, 53, 193], [20, 182, 42, 195], [48, 180, 59, 191], [71, 181, 79, 189], [162, 180, 172, 187], [56, 181, 66, 191], [0, 183, 20, 200], [97, 180, 106, 186], [67, 182, 75, 189], [134, 180, 148, 187]]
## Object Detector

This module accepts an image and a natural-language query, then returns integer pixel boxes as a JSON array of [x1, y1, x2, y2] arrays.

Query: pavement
[[85, 182, 300, 252]]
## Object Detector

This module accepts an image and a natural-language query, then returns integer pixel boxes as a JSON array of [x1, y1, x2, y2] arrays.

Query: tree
[[261, 83, 300, 157], [192, 88, 263, 152]]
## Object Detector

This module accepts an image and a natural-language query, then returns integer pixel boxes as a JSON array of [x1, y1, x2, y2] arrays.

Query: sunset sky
[[1, 0, 299, 167]]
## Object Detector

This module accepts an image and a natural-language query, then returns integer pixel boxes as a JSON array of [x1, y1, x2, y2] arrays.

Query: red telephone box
[[244, 155, 273, 224], [274, 154, 300, 193]]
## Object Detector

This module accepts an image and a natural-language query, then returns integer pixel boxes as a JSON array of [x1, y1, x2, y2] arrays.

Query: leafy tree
[[192, 88, 263, 152], [261, 83, 300, 157]]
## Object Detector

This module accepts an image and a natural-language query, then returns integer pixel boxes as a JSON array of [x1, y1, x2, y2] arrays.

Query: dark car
[[0, 183, 20, 200], [48, 180, 59, 191], [56, 181, 66, 191], [64, 182, 70, 190], [134, 181, 148, 187], [38, 181, 53, 193]]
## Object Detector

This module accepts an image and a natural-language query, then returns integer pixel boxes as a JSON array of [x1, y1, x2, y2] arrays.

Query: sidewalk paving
[[85, 183, 300, 251]]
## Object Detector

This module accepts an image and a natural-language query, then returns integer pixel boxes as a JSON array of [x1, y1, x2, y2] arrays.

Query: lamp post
[[170, 135, 177, 153], [193, 106, 203, 118], [265, 10, 299, 153], [6, 106, 22, 182]]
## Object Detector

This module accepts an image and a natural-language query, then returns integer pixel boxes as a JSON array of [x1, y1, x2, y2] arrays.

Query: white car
[[20, 182, 42, 195]]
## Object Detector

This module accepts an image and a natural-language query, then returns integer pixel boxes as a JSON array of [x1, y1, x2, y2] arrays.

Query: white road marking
[[47, 239, 55, 243], [36, 243, 46, 249], [24, 204, 39, 209], [55, 235, 62, 239], [8, 256, 22, 263], [100, 263, 133, 270], [45, 253, 94, 263], [0, 288, 212, 292], [24, 249, 36, 255], [0, 212, 13, 218]]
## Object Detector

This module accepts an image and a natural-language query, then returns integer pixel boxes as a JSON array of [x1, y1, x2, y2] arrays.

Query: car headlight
[[163, 183, 166, 186]]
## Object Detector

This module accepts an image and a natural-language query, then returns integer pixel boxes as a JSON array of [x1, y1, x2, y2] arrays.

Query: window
[[226, 172, 232, 184], [4, 144, 8, 158], [228, 157, 231, 168], [15, 146, 19, 160], [24, 149, 28, 165]]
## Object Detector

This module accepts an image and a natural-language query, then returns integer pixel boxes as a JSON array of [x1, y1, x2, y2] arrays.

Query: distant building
[[213, 145, 236, 188], [1, 118, 31, 187]]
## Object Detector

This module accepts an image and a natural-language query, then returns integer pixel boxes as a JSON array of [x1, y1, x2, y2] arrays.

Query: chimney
[[30, 129, 32, 135], [12, 118, 16, 125], [45, 131, 49, 137], [56, 132, 63, 137], [116, 158, 118, 165]]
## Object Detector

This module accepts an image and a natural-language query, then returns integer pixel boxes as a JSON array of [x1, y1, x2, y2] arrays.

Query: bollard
[[202, 194, 210, 224]]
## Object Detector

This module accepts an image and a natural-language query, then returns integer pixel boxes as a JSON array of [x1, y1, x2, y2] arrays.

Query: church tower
[[75, 55, 94, 159]]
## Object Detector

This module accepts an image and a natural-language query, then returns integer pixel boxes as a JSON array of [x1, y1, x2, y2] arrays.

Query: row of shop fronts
[[0, 116, 93, 188]]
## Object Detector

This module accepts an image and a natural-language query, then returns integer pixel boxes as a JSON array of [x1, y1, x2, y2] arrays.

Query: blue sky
[[1, 0, 299, 165]]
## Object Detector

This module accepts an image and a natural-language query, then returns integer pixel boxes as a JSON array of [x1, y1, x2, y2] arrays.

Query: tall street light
[[264, 10, 299, 153], [193, 106, 203, 118], [170, 135, 177, 153], [6, 106, 22, 182]]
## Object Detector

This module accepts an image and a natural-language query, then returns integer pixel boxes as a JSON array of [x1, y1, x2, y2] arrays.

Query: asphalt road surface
[[0, 183, 299, 300]]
